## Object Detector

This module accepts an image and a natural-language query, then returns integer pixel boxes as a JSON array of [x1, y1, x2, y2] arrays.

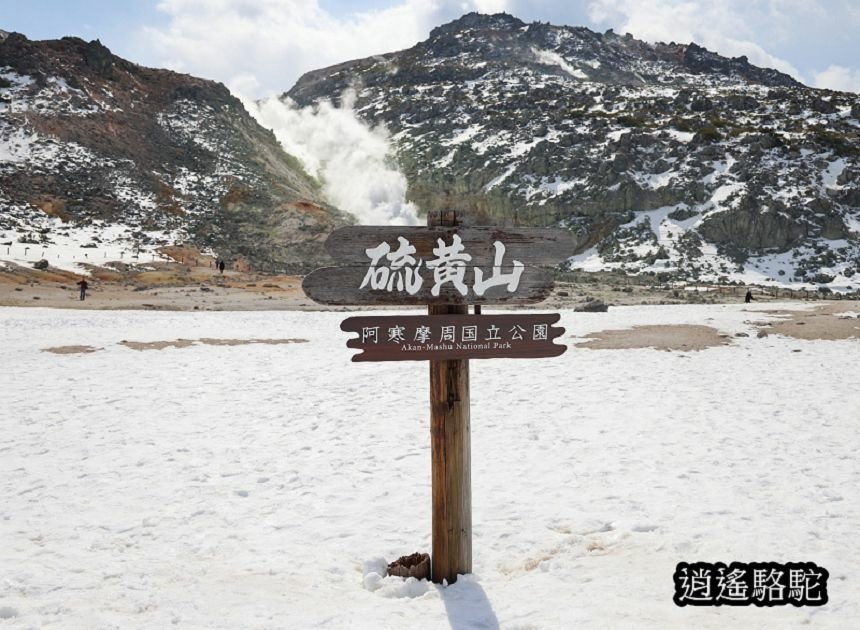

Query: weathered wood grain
[[429, 302, 471, 585], [302, 266, 554, 305], [341, 313, 566, 362], [324, 226, 577, 267]]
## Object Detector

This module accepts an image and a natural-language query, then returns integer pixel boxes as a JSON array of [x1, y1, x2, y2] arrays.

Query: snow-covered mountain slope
[[0, 32, 349, 274], [287, 12, 860, 291]]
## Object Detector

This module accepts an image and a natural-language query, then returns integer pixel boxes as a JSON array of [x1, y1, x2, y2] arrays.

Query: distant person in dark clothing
[[77, 278, 88, 301], [744, 289, 754, 303], [218, 260, 226, 274]]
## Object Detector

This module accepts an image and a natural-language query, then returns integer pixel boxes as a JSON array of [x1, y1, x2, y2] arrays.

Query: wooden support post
[[429, 302, 471, 584], [429, 211, 472, 585]]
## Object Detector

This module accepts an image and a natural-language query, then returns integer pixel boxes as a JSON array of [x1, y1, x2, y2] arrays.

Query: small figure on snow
[[77, 277, 88, 301], [744, 289, 754, 304]]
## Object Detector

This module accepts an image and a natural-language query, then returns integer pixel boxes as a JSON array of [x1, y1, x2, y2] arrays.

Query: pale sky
[[2, 0, 859, 96]]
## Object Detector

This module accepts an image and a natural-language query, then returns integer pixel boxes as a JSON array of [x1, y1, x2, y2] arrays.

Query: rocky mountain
[[0, 32, 349, 273], [287, 12, 860, 290]]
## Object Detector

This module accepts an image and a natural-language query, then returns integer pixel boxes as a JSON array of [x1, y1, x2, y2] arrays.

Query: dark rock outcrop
[[1, 33, 350, 271], [286, 12, 860, 285]]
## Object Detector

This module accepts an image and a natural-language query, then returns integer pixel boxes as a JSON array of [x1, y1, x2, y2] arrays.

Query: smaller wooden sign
[[341, 313, 566, 362]]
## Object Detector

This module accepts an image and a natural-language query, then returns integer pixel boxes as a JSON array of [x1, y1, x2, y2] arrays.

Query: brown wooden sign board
[[325, 226, 576, 267], [341, 313, 566, 361], [303, 225, 576, 307], [303, 266, 553, 305]]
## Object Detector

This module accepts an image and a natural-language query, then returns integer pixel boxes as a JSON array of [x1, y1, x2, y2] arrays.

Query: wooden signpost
[[303, 213, 574, 585]]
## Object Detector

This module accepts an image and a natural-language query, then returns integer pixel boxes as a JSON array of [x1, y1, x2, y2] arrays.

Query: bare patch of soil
[[119, 338, 308, 351], [754, 304, 860, 341], [0, 261, 318, 311], [42, 345, 101, 355], [576, 324, 730, 351], [197, 338, 307, 346], [120, 339, 196, 351]]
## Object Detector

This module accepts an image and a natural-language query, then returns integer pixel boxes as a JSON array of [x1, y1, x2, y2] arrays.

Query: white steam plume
[[244, 90, 419, 226]]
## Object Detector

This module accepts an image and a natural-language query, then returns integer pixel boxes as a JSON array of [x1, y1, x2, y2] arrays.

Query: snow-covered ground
[[0, 215, 179, 275], [1, 305, 857, 628]]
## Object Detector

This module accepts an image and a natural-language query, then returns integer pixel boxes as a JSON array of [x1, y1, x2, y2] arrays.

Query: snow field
[[0, 305, 857, 628]]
